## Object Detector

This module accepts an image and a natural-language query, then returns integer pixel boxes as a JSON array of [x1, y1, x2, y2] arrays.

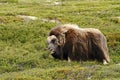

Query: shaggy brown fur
[[47, 24, 110, 64]]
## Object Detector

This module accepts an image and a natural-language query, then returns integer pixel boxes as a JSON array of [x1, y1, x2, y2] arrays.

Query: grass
[[0, 0, 120, 79]]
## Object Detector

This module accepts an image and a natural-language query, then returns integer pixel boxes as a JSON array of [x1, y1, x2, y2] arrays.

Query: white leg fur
[[68, 57, 71, 62], [103, 59, 108, 65]]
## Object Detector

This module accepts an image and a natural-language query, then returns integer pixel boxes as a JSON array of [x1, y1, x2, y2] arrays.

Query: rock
[[17, 15, 38, 22]]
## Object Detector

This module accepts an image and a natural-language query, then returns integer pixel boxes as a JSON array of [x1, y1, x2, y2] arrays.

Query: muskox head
[[47, 35, 59, 54], [47, 24, 77, 60], [47, 33, 66, 59]]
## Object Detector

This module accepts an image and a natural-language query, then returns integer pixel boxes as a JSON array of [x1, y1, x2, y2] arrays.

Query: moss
[[0, 0, 120, 79]]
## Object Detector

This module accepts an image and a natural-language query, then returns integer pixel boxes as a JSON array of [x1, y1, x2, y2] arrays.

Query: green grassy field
[[0, 0, 120, 80]]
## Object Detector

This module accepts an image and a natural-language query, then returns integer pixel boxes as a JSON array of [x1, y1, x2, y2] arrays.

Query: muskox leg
[[93, 42, 109, 64], [58, 46, 64, 60], [67, 49, 74, 62], [67, 45, 74, 62], [92, 34, 110, 64], [68, 56, 71, 62], [100, 47, 109, 65], [60, 48, 63, 60], [67, 51, 72, 62]]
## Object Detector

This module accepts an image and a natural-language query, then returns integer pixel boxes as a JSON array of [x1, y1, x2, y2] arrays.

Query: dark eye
[[51, 39, 56, 43]]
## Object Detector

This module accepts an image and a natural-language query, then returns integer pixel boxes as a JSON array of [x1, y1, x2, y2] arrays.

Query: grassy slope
[[0, 0, 120, 80]]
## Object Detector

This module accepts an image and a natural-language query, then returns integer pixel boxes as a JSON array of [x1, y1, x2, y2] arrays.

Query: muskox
[[47, 24, 110, 64]]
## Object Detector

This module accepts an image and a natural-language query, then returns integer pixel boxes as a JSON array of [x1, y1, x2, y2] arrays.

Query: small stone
[[116, 63, 120, 65], [111, 17, 120, 24]]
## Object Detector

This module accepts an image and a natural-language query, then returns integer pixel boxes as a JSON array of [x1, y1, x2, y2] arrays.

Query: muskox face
[[47, 34, 68, 60], [47, 35, 59, 54]]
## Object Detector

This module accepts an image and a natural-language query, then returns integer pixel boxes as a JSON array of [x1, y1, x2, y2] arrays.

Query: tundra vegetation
[[0, 0, 120, 80]]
